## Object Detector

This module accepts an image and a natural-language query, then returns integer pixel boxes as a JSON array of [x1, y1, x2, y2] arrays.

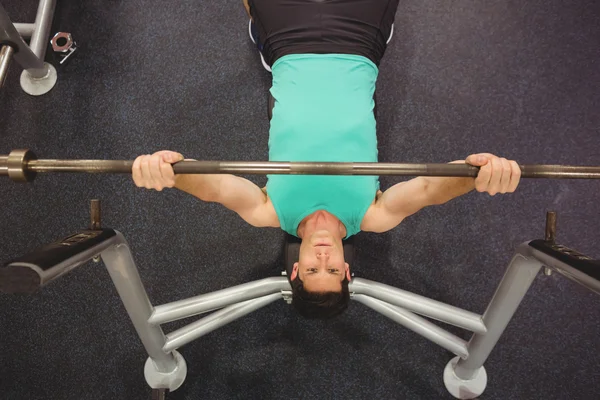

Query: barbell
[[1, 149, 600, 182]]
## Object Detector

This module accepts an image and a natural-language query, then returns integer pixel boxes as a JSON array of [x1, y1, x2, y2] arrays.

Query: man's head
[[292, 230, 351, 290], [290, 228, 352, 319]]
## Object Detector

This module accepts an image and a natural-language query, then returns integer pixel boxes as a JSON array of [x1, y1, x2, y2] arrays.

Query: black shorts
[[248, 0, 400, 67]]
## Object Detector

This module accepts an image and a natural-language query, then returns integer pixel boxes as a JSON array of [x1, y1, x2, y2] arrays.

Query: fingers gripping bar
[[2, 149, 600, 182]]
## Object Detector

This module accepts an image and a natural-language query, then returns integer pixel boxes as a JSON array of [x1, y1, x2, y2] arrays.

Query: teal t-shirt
[[266, 54, 380, 238]]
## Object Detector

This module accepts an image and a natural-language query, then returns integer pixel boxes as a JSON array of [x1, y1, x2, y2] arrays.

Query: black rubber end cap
[[0, 265, 41, 294]]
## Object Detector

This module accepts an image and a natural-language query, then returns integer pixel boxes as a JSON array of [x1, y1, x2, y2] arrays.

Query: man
[[132, 1, 522, 318]]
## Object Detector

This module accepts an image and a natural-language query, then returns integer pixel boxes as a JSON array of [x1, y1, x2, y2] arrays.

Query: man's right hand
[[132, 150, 184, 191]]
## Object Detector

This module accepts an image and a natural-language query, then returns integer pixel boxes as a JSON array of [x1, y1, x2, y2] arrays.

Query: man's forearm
[[424, 161, 476, 205], [174, 174, 222, 202]]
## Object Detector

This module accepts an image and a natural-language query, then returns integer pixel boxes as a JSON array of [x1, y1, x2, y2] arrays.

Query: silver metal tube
[[101, 233, 178, 373], [0, 45, 13, 88], [15, 23, 35, 38], [24, 0, 55, 78], [149, 277, 290, 325], [350, 278, 486, 333], [29, 0, 55, 59], [454, 245, 542, 380], [163, 294, 282, 352], [0, 4, 45, 72], [354, 295, 469, 358]]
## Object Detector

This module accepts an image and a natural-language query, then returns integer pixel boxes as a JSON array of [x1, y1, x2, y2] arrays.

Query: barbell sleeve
[[1, 149, 600, 182]]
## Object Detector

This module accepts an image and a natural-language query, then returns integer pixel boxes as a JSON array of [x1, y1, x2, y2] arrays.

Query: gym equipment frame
[[1, 208, 598, 399], [0, 1, 57, 95]]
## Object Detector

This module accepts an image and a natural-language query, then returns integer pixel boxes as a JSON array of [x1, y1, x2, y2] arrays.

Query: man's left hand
[[465, 153, 522, 196]]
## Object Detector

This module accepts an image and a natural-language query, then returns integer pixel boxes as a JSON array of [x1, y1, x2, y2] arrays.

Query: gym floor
[[1, 1, 599, 399]]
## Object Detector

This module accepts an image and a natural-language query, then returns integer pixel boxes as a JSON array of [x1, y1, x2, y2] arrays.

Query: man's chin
[[312, 230, 333, 238]]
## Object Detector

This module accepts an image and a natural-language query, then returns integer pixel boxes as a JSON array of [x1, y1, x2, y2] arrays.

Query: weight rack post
[[90, 199, 101, 263], [543, 211, 557, 276]]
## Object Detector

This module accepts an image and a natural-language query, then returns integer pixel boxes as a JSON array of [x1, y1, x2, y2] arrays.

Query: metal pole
[[545, 212, 557, 242], [0, 45, 13, 88], [3, 159, 600, 179], [14, 23, 35, 38], [0, 4, 45, 72], [354, 295, 469, 358], [90, 199, 101, 230], [90, 199, 102, 263], [163, 294, 282, 352], [149, 277, 290, 325], [30, 0, 56, 58], [543, 211, 557, 276], [2, 150, 600, 180], [25, 0, 56, 78], [100, 234, 178, 373], [351, 278, 486, 333], [453, 245, 543, 380]]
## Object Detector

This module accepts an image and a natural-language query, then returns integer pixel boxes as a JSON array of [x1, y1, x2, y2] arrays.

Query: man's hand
[[131, 150, 278, 227], [132, 150, 184, 191], [465, 153, 521, 196]]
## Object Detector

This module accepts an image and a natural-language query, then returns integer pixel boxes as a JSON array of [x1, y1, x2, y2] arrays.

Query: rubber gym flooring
[[1, 1, 599, 399]]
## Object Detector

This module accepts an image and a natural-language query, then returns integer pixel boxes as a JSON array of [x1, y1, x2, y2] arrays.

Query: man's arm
[[360, 176, 453, 233], [132, 151, 279, 228], [362, 154, 521, 233], [175, 173, 279, 228]]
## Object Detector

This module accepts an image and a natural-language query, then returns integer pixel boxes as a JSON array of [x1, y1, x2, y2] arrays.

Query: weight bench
[[1, 206, 599, 400]]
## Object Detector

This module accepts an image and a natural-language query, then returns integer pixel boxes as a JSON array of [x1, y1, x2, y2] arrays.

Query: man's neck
[[297, 210, 347, 239]]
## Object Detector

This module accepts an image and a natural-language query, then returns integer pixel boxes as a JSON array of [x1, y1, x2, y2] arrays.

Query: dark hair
[[289, 274, 350, 319]]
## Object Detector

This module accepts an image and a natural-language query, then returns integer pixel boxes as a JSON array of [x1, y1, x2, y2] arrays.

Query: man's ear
[[345, 263, 351, 281], [291, 262, 299, 280]]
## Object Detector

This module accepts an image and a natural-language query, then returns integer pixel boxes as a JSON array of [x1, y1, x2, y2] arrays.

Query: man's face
[[292, 230, 351, 292]]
